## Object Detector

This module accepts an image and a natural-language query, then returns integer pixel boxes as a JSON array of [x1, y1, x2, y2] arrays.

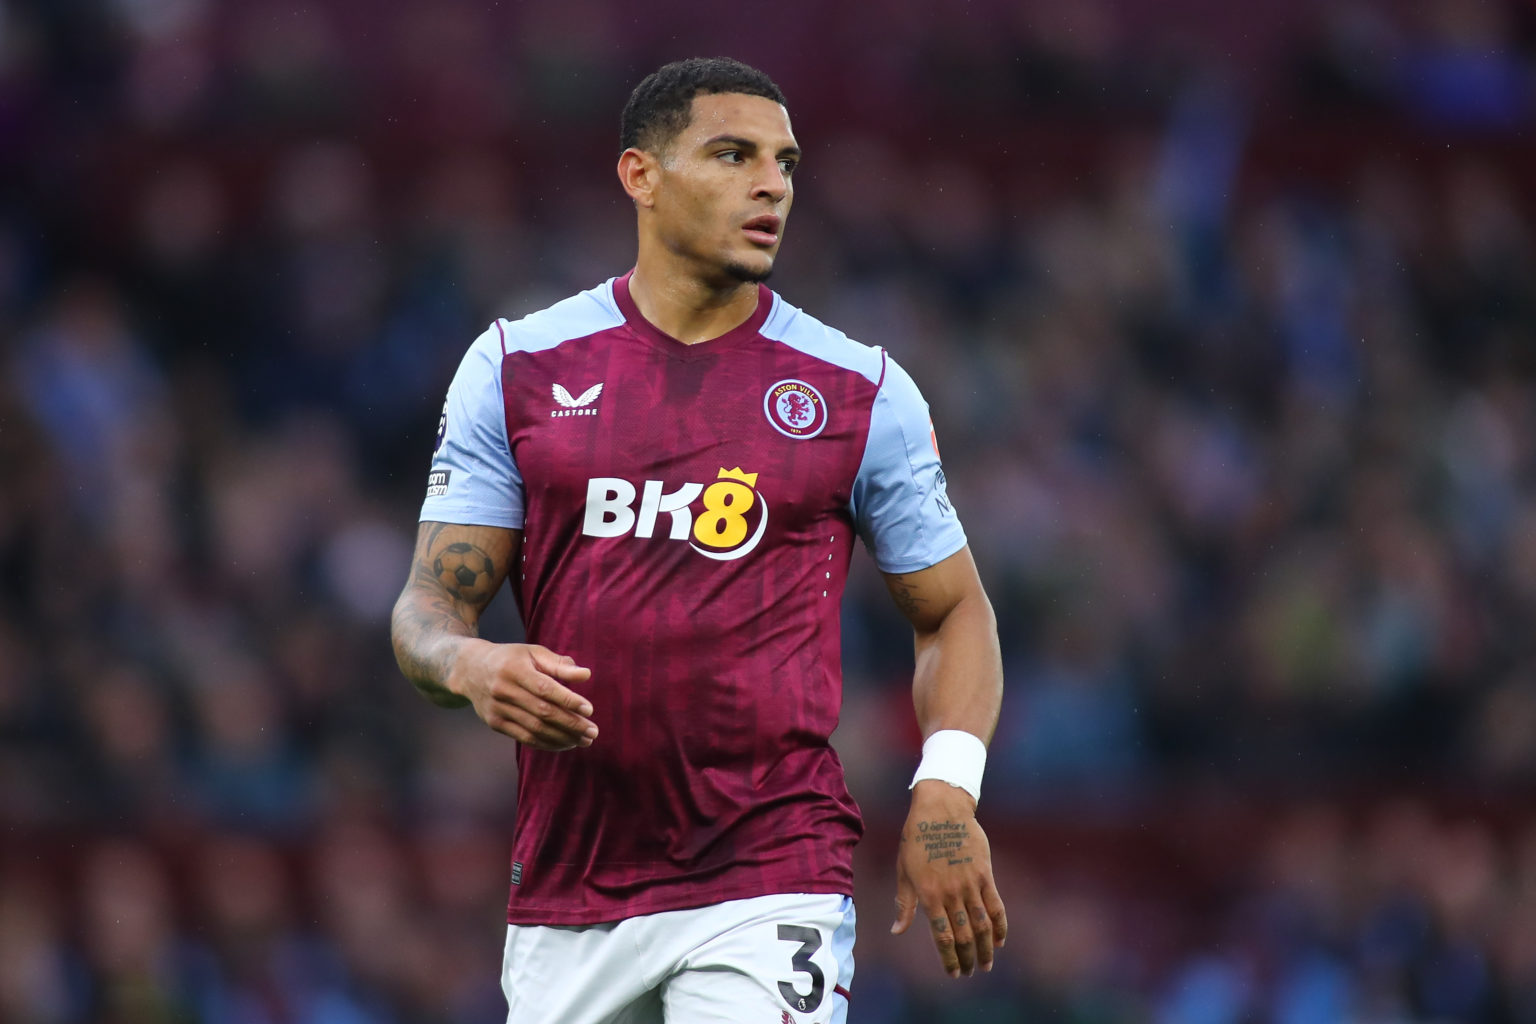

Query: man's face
[[649, 92, 800, 284]]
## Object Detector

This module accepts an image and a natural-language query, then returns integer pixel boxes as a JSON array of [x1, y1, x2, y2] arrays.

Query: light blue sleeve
[[418, 324, 525, 528], [849, 355, 967, 573]]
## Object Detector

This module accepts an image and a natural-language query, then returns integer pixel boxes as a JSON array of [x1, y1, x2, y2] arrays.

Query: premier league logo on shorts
[[763, 379, 827, 439]]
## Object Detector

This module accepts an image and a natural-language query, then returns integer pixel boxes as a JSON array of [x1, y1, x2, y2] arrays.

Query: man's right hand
[[447, 641, 598, 750], [392, 523, 595, 750]]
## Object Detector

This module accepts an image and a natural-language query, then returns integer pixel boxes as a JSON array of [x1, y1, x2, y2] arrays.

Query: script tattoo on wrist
[[917, 819, 973, 867]]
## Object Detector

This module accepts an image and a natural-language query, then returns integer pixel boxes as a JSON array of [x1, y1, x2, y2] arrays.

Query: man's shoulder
[[761, 293, 886, 387], [496, 280, 625, 356]]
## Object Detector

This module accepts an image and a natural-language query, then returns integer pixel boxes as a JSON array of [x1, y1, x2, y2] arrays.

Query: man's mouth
[[743, 215, 781, 246]]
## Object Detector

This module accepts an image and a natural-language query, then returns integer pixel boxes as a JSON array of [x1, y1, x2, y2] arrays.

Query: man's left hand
[[890, 780, 1008, 978]]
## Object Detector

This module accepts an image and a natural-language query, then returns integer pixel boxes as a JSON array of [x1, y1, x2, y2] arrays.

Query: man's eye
[[718, 151, 742, 163], [779, 159, 797, 174]]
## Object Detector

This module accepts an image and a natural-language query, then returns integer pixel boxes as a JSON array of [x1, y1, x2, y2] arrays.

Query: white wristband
[[908, 730, 987, 806]]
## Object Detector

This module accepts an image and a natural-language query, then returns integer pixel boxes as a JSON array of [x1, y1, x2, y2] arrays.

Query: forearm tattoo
[[916, 819, 973, 867], [391, 523, 511, 701]]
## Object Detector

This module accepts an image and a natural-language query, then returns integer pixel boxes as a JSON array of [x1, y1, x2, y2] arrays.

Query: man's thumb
[[891, 885, 916, 935]]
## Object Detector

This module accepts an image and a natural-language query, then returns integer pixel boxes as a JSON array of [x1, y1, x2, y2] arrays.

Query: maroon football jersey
[[422, 273, 965, 924]]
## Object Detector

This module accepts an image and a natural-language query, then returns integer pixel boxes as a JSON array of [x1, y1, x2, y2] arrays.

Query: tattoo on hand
[[955, 911, 967, 927], [931, 916, 949, 934], [917, 819, 974, 866]]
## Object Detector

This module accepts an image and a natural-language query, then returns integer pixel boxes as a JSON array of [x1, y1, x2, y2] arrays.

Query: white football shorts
[[501, 892, 856, 1024]]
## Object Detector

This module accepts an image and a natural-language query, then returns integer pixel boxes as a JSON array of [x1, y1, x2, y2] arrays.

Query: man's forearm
[[393, 521, 516, 708], [911, 589, 1002, 743], [391, 584, 480, 707], [391, 522, 596, 750], [895, 579, 1009, 982]]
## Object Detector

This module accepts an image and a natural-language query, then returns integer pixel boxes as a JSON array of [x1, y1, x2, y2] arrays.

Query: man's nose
[[753, 161, 788, 202]]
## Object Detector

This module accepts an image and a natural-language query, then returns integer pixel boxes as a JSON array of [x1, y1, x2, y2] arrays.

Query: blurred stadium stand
[[4, 0, 1536, 1020]]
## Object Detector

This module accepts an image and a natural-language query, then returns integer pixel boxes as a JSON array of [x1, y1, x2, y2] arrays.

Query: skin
[[392, 522, 596, 749], [390, 90, 1006, 981], [885, 547, 1008, 979], [617, 92, 799, 343]]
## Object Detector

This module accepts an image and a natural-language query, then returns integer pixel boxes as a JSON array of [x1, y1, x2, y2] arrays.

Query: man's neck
[[627, 262, 760, 345]]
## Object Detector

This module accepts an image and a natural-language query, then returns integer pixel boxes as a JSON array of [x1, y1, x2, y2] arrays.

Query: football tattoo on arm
[[391, 522, 599, 750], [884, 546, 1009, 980], [392, 521, 510, 705]]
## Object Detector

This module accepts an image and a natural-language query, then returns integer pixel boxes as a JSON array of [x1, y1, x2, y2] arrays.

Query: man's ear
[[618, 148, 659, 209]]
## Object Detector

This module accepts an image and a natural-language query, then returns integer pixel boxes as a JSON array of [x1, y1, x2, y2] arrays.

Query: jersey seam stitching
[[492, 324, 517, 488], [759, 311, 884, 385]]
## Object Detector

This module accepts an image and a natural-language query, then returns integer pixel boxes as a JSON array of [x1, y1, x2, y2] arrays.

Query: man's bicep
[[880, 545, 985, 634], [409, 521, 521, 615]]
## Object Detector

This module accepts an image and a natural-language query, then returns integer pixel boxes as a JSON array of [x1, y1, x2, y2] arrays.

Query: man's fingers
[[500, 647, 598, 731], [926, 905, 961, 978], [497, 684, 596, 742], [891, 875, 917, 935], [919, 889, 997, 979], [528, 647, 594, 692], [969, 900, 994, 973], [460, 644, 598, 748], [946, 897, 978, 977], [484, 704, 553, 748], [982, 878, 1008, 949], [530, 662, 596, 716], [493, 704, 582, 751]]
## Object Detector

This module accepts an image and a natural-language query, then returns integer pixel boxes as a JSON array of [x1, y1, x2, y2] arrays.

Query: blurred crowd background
[[4, 0, 1536, 1021]]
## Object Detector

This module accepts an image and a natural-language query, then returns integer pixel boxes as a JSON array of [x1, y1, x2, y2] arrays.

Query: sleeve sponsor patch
[[426, 469, 451, 497], [934, 466, 954, 516]]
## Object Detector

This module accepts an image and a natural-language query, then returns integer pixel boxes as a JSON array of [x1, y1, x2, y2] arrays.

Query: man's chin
[[723, 258, 774, 284]]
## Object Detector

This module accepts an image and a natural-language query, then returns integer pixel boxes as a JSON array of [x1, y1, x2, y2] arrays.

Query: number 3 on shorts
[[776, 924, 825, 1013]]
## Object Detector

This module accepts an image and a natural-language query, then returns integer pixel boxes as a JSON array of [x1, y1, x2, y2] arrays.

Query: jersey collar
[[613, 271, 774, 360]]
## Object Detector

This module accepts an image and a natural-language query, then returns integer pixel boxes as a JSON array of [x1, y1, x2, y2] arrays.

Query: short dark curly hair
[[620, 57, 787, 155]]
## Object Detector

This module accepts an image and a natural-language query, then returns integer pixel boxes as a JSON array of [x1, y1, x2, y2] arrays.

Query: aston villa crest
[[763, 379, 827, 439]]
